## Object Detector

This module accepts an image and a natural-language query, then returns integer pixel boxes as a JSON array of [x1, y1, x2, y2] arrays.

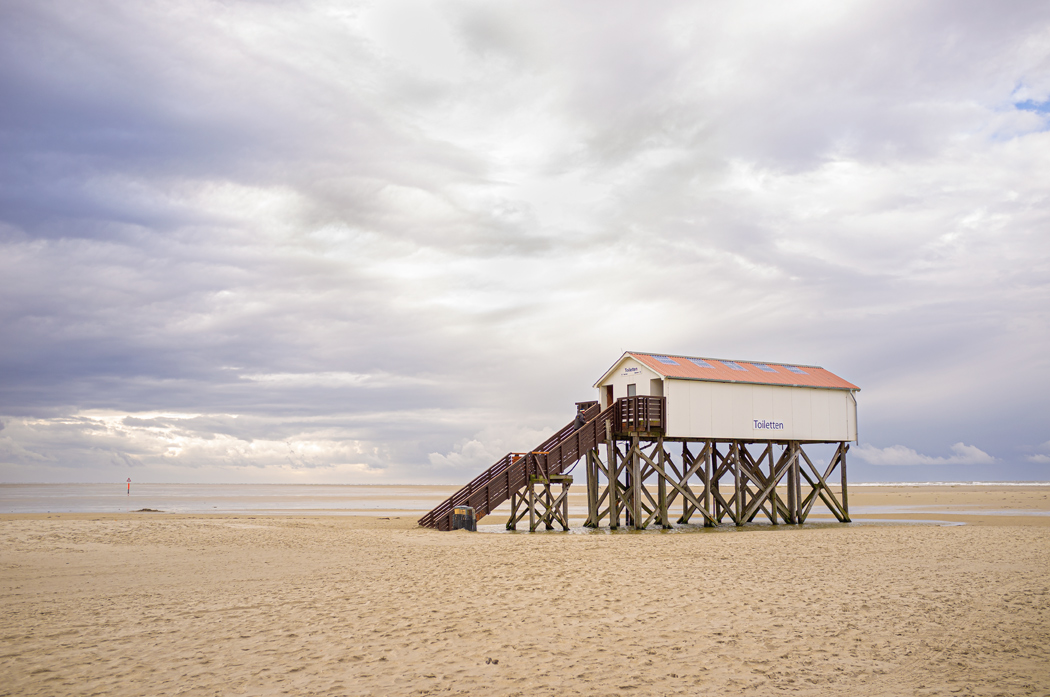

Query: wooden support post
[[583, 451, 592, 527], [841, 443, 851, 522], [738, 442, 747, 523], [624, 450, 633, 528], [631, 435, 642, 530], [562, 479, 569, 528], [769, 445, 778, 525], [585, 449, 599, 527], [680, 442, 692, 524], [657, 437, 670, 528], [711, 443, 722, 523], [528, 478, 537, 532], [733, 442, 743, 526], [607, 421, 619, 530], [507, 491, 518, 530], [793, 442, 802, 524], [703, 440, 713, 527], [593, 448, 601, 524], [544, 481, 554, 530]]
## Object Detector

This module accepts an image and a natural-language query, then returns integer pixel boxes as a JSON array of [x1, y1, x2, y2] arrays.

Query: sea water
[[0, 483, 457, 515]]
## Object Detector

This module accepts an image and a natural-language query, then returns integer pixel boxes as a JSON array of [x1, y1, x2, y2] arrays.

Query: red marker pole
[[127, 478, 131, 496]]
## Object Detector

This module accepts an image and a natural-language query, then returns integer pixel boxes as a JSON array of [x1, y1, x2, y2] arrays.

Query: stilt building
[[419, 352, 858, 532]]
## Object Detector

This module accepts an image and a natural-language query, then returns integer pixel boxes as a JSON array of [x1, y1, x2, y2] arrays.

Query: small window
[[688, 358, 713, 369], [650, 378, 663, 397], [722, 361, 747, 371], [755, 364, 777, 373], [785, 366, 807, 375], [652, 355, 678, 365], [627, 384, 637, 397]]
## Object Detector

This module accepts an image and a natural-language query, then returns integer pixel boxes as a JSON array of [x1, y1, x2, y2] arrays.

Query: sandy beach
[[1, 485, 1047, 696]]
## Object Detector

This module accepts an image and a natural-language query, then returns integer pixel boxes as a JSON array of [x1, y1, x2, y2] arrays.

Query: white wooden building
[[422, 351, 859, 531], [594, 351, 858, 443]]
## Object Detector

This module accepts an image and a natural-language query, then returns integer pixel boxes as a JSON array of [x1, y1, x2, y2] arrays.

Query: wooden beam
[[585, 449, 599, 528], [631, 435, 642, 530], [738, 444, 770, 523], [506, 490, 519, 530], [841, 443, 851, 522], [562, 479, 570, 529], [741, 446, 794, 522], [681, 442, 692, 523], [634, 446, 717, 526], [769, 446, 778, 525], [732, 442, 743, 526], [607, 420, 619, 530], [528, 479, 537, 532], [797, 446, 850, 523], [657, 437, 670, 528], [548, 481, 571, 530], [543, 480, 554, 530], [671, 443, 710, 524], [712, 443, 724, 523], [788, 442, 800, 524], [703, 440, 713, 527]]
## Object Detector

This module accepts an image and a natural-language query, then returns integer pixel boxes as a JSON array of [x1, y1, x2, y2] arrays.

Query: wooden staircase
[[417, 396, 666, 530], [417, 401, 603, 530]]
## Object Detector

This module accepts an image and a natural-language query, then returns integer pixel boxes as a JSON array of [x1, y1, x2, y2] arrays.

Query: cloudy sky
[[1, 0, 1048, 485]]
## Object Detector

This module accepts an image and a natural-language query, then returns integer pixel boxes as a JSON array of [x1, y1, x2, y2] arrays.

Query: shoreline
[[3, 484, 1047, 525]]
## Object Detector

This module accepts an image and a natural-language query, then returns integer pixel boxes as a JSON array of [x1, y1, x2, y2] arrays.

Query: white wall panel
[[791, 389, 813, 438], [662, 379, 856, 441], [811, 389, 831, 440], [710, 382, 734, 436], [847, 392, 858, 441], [598, 367, 858, 442], [666, 378, 690, 436], [690, 382, 713, 435], [772, 386, 793, 431]]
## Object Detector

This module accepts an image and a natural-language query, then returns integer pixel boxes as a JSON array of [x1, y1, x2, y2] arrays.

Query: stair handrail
[[418, 401, 611, 530]]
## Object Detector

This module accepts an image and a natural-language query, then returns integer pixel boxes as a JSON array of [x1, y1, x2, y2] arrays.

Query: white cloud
[[854, 442, 997, 467], [239, 372, 436, 388], [1025, 440, 1050, 464], [427, 424, 558, 473], [0, 412, 390, 480]]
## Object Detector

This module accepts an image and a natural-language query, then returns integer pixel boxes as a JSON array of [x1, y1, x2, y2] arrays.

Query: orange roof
[[604, 352, 859, 391]]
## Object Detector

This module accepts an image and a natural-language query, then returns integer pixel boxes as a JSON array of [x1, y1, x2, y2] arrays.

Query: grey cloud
[[1, 0, 1048, 483]]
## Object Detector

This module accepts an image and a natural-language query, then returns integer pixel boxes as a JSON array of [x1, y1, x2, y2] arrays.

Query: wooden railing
[[417, 396, 665, 530], [616, 395, 666, 433]]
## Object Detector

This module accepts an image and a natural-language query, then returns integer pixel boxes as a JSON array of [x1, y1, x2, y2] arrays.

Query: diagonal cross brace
[[798, 445, 849, 522], [741, 445, 795, 522], [634, 444, 718, 526]]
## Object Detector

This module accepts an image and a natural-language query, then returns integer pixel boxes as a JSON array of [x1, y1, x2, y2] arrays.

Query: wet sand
[[1, 486, 1047, 696]]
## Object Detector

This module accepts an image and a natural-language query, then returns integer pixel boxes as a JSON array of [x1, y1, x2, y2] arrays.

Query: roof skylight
[[652, 355, 678, 365], [722, 361, 747, 371], [688, 358, 713, 369], [755, 364, 777, 373], [785, 366, 807, 375]]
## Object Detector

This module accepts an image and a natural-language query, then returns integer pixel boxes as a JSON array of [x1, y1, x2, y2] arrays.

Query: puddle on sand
[[476, 517, 964, 534]]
